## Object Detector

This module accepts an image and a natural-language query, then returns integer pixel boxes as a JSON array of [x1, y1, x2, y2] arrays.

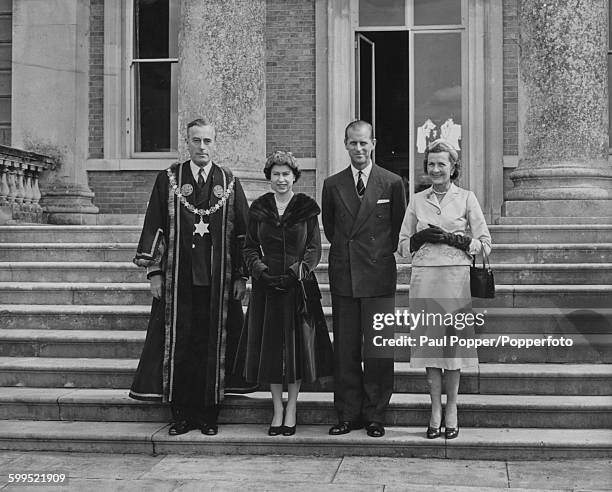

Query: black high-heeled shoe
[[445, 427, 459, 439], [281, 425, 296, 436], [268, 425, 283, 436], [426, 426, 442, 439]]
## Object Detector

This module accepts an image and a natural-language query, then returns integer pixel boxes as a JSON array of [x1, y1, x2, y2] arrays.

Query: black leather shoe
[[268, 426, 283, 436], [366, 421, 385, 438], [445, 427, 459, 439], [281, 425, 296, 436], [168, 419, 194, 436], [329, 421, 363, 436], [201, 423, 218, 436], [426, 426, 442, 439]]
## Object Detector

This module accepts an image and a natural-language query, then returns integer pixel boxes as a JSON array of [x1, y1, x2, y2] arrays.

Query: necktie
[[356, 170, 365, 197], [197, 168, 205, 188]]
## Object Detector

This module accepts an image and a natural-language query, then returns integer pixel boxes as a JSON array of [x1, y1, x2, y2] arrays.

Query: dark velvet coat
[[236, 192, 333, 384]]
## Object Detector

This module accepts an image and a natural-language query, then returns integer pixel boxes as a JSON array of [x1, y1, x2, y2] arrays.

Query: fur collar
[[249, 192, 320, 226]]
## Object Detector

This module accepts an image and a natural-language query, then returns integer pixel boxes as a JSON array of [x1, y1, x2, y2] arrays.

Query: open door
[[356, 33, 376, 135]]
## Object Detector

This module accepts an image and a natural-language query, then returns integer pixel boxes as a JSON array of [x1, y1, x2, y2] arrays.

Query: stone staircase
[[0, 224, 611, 458]]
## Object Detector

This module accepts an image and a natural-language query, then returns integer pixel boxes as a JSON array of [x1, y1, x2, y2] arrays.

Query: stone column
[[178, 0, 266, 185], [504, 0, 612, 218], [11, 0, 98, 224]]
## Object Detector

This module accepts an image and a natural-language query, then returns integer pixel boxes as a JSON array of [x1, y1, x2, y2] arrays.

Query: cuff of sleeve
[[146, 266, 162, 279], [468, 238, 481, 255]]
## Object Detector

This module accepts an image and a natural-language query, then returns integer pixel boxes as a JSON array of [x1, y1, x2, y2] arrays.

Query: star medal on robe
[[194, 217, 209, 237]]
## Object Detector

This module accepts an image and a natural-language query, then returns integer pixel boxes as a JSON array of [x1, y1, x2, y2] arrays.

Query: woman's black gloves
[[410, 226, 446, 253], [260, 269, 299, 292], [410, 225, 472, 253]]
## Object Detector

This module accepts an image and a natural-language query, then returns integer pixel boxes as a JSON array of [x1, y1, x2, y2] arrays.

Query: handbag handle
[[472, 245, 491, 269]]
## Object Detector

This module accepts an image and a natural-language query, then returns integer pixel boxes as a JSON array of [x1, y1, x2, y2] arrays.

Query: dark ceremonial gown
[[130, 161, 255, 406]]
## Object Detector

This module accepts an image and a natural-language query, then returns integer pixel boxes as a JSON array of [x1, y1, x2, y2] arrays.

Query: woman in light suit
[[398, 138, 491, 440]]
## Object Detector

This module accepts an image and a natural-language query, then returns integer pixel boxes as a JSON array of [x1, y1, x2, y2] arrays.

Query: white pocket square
[[377, 199, 390, 204]]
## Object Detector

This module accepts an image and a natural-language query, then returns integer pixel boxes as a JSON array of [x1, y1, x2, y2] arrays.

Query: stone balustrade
[[0, 145, 55, 224]]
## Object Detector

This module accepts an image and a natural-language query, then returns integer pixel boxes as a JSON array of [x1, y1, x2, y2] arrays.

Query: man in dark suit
[[322, 120, 406, 437]]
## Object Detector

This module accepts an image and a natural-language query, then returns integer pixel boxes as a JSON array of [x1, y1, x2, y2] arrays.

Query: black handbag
[[470, 249, 495, 298]]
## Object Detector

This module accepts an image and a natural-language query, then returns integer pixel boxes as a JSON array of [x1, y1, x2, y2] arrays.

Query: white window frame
[[88, 0, 179, 171]]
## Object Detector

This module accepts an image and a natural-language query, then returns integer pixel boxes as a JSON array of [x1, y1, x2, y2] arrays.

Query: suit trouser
[[331, 294, 394, 423], [171, 285, 219, 425]]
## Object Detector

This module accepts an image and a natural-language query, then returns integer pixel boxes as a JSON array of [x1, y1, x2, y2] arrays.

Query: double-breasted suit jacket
[[322, 164, 406, 298]]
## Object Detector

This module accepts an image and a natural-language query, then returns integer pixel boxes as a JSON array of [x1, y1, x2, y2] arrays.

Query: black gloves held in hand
[[410, 225, 472, 253], [443, 233, 472, 252], [409, 226, 446, 253], [260, 269, 299, 292]]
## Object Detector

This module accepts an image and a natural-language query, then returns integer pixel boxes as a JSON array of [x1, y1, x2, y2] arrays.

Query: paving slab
[[145, 455, 341, 483], [334, 457, 507, 488], [507, 459, 612, 490], [2, 479, 180, 492], [3, 451, 163, 480], [175, 481, 383, 492], [384, 487, 570, 492]]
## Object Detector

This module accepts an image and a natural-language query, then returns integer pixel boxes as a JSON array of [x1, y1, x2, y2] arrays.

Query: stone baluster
[[31, 166, 42, 213], [14, 164, 25, 205], [0, 160, 8, 205], [6, 162, 17, 208], [23, 166, 33, 208]]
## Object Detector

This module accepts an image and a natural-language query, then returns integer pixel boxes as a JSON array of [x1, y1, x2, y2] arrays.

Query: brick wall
[[89, 169, 315, 214], [503, 0, 519, 156], [89, 0, 104, 158], [88, 171, 158, 215], [265, 0, 316, 158]]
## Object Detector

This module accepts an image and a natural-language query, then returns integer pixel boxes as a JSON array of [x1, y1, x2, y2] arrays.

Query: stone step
[[0, 358, 608, 395], [1, 282, 610, 308], [2, 388, 610, 429], [0, 262, 142, 283], [0, 243, 135, 262], [315, 263, 612, 285], [319, 244, 612, 264], [2, 224, 612, 244], [2, 305, 610, 335], [0, 328, 608, 364], [0, 225, 142, 243], [0, 420, 609, 459], [2, 243, 611, 264], [2, 261, 611, 285]]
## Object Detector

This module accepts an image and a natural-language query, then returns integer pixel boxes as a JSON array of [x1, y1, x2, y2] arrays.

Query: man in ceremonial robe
[[130, 118, 255, 436]]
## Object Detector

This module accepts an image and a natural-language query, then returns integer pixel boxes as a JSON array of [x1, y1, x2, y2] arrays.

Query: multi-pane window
[[131, 0, 178, 154]]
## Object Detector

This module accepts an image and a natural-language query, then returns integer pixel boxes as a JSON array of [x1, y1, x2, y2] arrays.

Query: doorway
[[356, 30, 463, 195], [356, 31, 410, 192]]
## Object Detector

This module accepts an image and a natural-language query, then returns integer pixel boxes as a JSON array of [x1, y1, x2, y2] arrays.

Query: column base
[[507, 160, 612, 201], [40, 183, 99, 225], [502, 199, 612, 219]]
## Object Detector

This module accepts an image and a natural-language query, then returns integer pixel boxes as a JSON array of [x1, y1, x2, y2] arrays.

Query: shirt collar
[[351, 161, 372, 179], [190, 160, 212, 181]]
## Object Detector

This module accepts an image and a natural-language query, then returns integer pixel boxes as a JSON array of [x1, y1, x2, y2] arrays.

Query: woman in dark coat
[[238, 150, 332, 436]]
